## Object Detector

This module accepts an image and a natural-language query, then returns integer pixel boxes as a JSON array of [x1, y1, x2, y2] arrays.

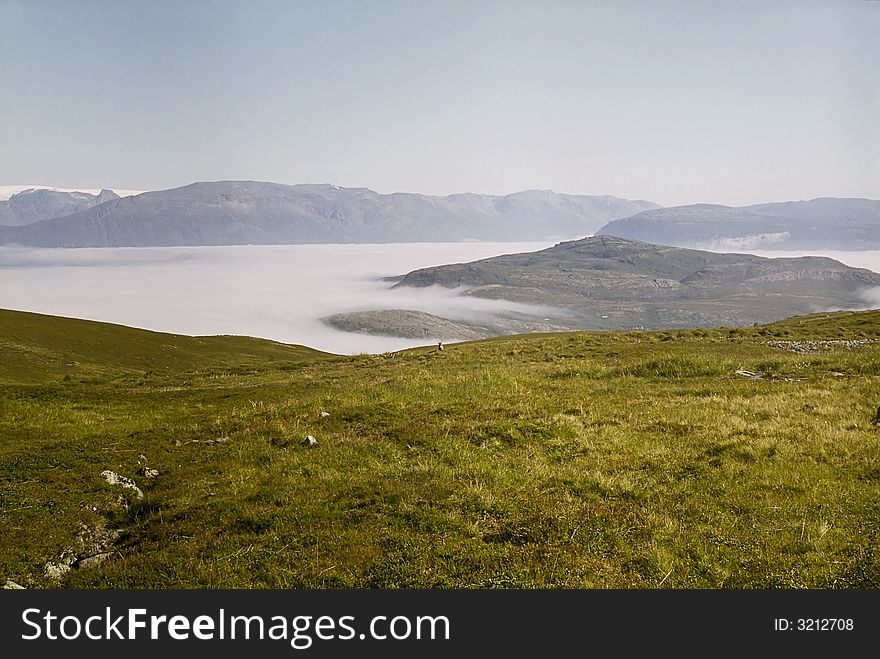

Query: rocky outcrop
[[101, 469, 144, 500], [764, 339, 876, 354], [43, 521, 123, 582]]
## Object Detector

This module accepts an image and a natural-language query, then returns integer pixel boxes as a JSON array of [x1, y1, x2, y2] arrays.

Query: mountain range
[[0, 181, 658, 247], [595, 198, 880, 250], [1, 182, 875, 250]]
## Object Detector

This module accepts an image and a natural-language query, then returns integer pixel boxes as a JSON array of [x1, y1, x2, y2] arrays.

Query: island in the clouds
[[324, 235, 880, 338]]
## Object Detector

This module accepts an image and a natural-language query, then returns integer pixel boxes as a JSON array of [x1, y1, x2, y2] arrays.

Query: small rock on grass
[[3, 580, 25, 589], [302, 435, 318, 447], [44, 558, 74, 581], [75, 553, 113, 569], [172, 436, 230, 446], [101, 470, 144, 500]]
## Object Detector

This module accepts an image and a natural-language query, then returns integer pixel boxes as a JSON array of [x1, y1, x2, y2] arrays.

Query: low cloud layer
[[2, 242, 877, 355], [701, 232, 791, 251], [0, 242, 555, 354], [857, 287, 880, 309]]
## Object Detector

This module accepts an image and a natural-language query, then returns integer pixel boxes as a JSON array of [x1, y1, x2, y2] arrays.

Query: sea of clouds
[[0, 242, 556, 354], [1, 241, 877, 354]]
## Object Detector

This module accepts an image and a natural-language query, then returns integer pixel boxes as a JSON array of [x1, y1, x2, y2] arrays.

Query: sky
[[1, 0, 877, 207]]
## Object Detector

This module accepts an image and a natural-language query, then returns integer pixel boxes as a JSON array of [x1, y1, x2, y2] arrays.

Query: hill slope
[[0, 181, 659, 247], [594, 198, 880, 250], [1, 308, 879, 589], [0, 308, 331, 384]]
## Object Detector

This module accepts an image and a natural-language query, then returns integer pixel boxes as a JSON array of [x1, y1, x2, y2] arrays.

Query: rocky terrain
[[328, 236, 880, 337]]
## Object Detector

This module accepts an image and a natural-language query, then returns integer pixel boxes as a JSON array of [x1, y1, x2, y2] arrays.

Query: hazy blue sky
[[1, 0, 877, 206]]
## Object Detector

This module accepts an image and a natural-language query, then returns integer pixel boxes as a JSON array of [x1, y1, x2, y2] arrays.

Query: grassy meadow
[[1, 308, 879, 588]]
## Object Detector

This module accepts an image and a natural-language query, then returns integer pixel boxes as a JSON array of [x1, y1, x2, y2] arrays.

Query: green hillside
[[1, 308, 879, 588], [0, 309, 331, 384]]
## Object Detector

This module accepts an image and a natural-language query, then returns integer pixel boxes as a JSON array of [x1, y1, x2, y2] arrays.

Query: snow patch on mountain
[[0, 185, 144, 201]]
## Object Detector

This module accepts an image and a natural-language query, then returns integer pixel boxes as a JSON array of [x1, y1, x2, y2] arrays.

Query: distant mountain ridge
[[0, 181, 659, 247], [0, 188, 119, 226], [595, 198, 880, 250]]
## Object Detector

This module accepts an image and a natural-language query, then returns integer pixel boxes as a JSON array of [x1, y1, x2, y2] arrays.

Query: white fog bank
[[2, 242, 878, 355], [0, 242, 555, 354]]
